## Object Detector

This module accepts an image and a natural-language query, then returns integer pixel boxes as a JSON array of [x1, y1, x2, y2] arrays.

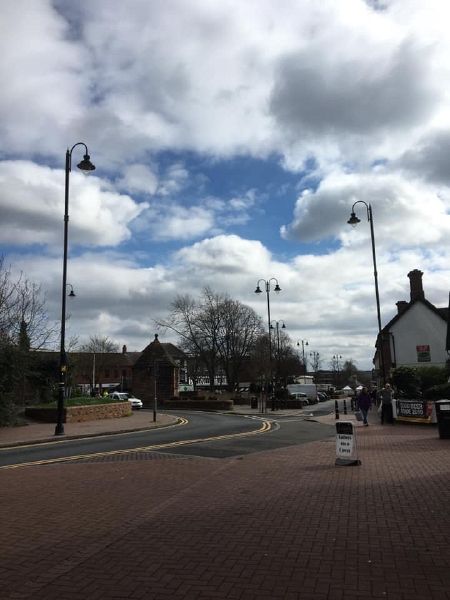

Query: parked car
[[317, 391, 329, 402], [287, 392, 309, 408], [109, 391, 143, 409]]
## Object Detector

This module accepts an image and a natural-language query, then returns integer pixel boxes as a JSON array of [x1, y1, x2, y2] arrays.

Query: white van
[[287, 383, 318, 404]]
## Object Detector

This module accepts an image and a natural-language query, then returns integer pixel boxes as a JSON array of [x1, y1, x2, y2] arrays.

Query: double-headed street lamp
[[55, 143, 95, 436], [347, 201, 385, 385], [333, 354, 343, 386], [255, 278, 281, 407], [255, 278, 281, 367]]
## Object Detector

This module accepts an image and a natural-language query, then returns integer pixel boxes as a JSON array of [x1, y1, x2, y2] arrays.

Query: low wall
[[25, 402, 131, 423]]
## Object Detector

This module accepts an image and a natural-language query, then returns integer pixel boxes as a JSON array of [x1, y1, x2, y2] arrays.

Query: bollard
[[335, 399, 340, 420], [343, 398, 347, 415]]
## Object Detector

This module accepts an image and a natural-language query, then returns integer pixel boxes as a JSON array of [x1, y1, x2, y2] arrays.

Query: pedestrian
[[357, 386, 372, 426], [378, 383, 394, 424]]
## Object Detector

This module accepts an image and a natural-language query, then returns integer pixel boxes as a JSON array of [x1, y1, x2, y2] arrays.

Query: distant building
[[34, 337, 187, 400]]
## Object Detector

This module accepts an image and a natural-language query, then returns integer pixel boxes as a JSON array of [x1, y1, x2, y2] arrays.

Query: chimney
[[408, 269, 424, 302], [396, 301, 409, 315], [122, 344, 127, 354]]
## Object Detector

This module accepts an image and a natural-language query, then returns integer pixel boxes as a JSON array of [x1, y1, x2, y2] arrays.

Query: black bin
[[435, 400, 450, 439], [250, 396, 258, 409]]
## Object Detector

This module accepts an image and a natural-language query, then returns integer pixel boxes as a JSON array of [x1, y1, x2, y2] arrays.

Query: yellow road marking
[[0, 417, 189, 451], [0, 420, 272, 470]]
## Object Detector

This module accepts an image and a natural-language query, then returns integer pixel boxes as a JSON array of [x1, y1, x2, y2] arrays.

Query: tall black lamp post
[[55, 143, 95, 436], [255, 278, 281, 411], [347, 201, 385, 386]]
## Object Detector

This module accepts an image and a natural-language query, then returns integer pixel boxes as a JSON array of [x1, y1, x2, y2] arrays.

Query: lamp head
[[77, 154, 96, 172], [254, 285, 262, 294], [68, 289, 76, 298], [347, 211, 360, 227], [281, 322, 286, 329], [274, 283, 281, 293]]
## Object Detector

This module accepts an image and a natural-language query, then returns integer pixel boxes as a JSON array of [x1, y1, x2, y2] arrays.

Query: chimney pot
[[396, 301, 409, 315], [408, 269, 425, 302]]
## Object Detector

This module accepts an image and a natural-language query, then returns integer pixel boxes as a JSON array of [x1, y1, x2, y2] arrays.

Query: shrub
[[417, 366, 448, 391], [0, 393, 21, 427], [391, 367, 421, 397], [423, 382, 450, 400]]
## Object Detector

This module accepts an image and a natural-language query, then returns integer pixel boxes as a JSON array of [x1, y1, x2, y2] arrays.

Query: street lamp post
[[255, 278, 281, 412], [270, 320, 286, 383], [347, 201, 385, 386], [296, 339, 309, 373], [55, 143, 95, 436], [333, 354, 343, 387]]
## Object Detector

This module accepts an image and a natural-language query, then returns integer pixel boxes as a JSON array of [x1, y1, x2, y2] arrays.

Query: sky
[[2, 0, 450, 371]]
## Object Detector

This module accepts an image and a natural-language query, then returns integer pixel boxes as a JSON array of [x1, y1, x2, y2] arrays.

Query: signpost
[[335, 421, 361, 466]]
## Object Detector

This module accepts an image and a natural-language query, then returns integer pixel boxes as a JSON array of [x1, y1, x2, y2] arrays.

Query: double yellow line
[[1, 418, 271, 470]]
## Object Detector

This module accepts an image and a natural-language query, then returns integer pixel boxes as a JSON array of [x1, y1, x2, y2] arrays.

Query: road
[[0, 407, 336, 468]]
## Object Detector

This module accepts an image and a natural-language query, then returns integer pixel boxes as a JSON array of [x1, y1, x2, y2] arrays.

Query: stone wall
[[25, 402, 132, 423]]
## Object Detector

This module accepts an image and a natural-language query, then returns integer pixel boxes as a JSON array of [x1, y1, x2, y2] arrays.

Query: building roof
[[381, 297, 448, 335], [133, 334, 180, 369], [34, 340, 186, 368]]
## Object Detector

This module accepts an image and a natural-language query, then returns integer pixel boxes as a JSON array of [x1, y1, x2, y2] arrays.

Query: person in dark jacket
[[357, 386, 372, 426]]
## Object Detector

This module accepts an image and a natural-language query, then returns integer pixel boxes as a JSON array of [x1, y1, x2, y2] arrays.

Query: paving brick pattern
[[1, 419, 449, 599]]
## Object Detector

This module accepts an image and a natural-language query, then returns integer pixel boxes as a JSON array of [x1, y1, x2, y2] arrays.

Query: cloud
[[281, 170, 450, 250], [397, 130, 450, 185], [0, 0, 90, 157], [142, 205, 215, 241], [116, 164, 158, 195], [0, 160, 147, 247], [175, 234, 272, 275]]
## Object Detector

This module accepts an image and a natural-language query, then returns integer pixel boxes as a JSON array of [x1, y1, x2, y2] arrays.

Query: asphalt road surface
[[0, 409, 335, 469]]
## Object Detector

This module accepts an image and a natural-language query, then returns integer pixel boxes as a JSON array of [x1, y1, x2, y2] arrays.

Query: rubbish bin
[[435, 400, 450, 439], [250, 396, 258, 409]]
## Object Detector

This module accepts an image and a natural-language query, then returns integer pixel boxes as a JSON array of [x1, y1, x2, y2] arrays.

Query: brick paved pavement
[[1, 412, 449, 599]]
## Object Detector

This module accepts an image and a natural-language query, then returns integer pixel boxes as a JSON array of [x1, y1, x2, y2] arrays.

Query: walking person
[[357, 386, 372, 426], [378, 383, 394, 424]]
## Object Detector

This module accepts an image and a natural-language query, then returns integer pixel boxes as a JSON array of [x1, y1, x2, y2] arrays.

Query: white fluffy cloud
[[281, 170, 450, 249], [0, 160, 147, 247]]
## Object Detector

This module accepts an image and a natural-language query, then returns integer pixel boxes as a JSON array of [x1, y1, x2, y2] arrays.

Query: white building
[[374, 270, 449, 379]]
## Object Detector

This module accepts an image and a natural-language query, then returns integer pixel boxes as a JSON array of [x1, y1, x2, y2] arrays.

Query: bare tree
[[216, 296, 263, 391], [75, 336, 120, 393], [158, 287, 263, 391], [0, 258, 58, 417], [0, 257, 57, 348], [78, 336, 120, 353]]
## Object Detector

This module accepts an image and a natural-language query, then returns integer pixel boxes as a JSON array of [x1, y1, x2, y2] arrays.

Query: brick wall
[[25, 402, 132, 423]]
